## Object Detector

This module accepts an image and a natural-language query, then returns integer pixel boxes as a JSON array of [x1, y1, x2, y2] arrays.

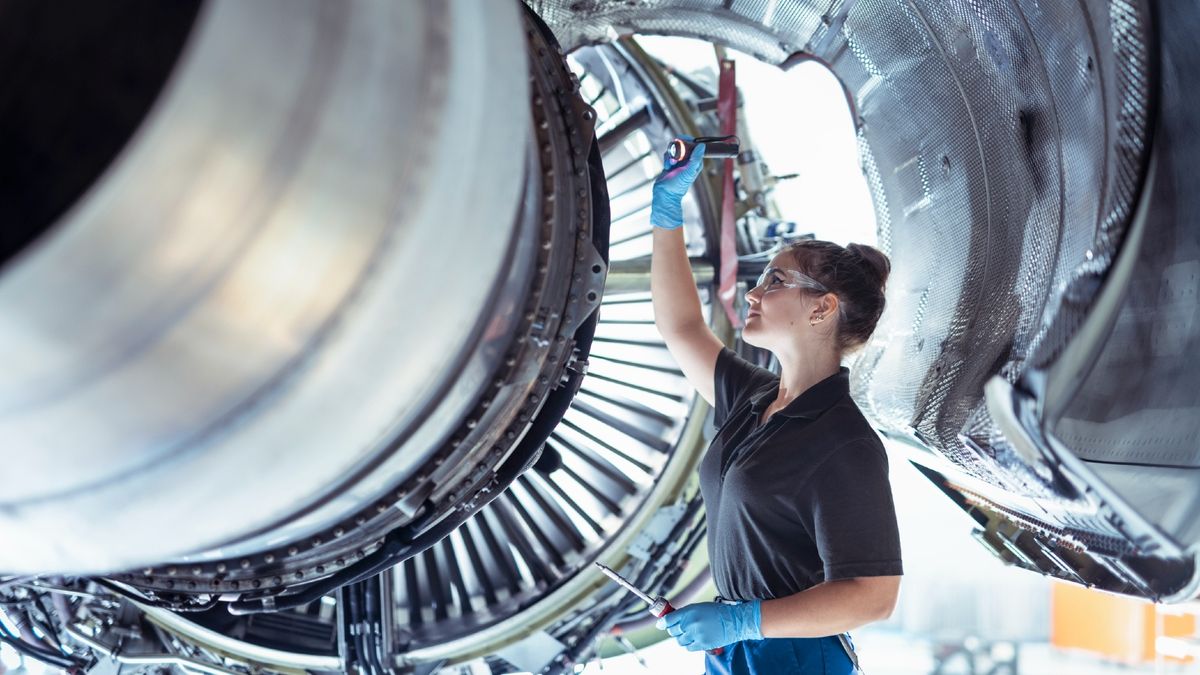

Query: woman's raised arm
[[648, 143, 723, 406]]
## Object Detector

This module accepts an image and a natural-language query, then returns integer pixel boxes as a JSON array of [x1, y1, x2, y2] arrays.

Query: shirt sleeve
[[712, 347, 776, 428], [800, 438, 904, 582]]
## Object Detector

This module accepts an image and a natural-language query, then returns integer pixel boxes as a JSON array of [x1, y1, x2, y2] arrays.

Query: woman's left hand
[[649, 140, 706, 230], [656, 600, 763, 651]]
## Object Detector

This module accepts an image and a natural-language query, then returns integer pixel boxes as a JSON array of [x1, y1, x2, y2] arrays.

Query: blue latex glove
[[649, 140, 706, 229], [655, 600, 762, 652]]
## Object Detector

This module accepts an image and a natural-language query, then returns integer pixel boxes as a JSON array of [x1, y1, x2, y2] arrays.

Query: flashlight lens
[[669, 140, 686, 161]]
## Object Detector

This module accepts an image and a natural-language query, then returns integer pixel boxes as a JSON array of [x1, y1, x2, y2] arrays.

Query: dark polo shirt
[[698, 347, 903, 601]]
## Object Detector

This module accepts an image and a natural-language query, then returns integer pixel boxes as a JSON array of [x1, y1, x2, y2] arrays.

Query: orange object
[[1050, 580, 1195, 664]]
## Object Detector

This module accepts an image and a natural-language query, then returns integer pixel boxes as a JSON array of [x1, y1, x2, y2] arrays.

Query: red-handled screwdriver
[[594, 562, 724, 656]]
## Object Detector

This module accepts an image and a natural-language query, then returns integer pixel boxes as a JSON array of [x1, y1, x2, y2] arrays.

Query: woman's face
[[742, 253, 833, 350]]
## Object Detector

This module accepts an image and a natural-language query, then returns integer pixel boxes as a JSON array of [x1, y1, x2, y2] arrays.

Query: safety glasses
[[751, 267, 829, 295]]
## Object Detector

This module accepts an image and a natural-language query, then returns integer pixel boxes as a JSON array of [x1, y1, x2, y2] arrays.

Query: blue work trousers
[[703, 633, 861, 674]]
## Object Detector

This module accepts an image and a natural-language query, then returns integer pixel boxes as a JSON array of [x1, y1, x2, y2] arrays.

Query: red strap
[[716, 58, 742, 329]]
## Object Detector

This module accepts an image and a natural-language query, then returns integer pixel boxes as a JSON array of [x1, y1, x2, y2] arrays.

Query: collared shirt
[[698, 347, 904, 601]]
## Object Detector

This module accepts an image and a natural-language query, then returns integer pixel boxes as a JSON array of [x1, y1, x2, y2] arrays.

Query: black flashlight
[[667, 135, 740, 164]]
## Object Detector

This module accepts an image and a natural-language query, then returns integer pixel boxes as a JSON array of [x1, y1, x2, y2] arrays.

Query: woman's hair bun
[[783, 238, 891, 352], [846, 243, 890, 289]]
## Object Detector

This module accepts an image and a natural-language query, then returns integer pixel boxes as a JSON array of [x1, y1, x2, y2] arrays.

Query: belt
[[837, 632, 863, 673]]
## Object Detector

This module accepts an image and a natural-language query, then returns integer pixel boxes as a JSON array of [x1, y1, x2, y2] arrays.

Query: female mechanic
[[649, 142, 903, 674]]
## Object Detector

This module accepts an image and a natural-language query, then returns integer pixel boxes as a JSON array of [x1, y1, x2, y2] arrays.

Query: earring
[[810, 315, 823, 326]]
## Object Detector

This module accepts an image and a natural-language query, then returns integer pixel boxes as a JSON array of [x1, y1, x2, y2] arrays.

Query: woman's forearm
[[651, 226, 706, 335], [759, 577, 900, 638]]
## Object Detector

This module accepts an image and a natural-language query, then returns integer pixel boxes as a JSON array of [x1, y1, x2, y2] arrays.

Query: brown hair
[[784, 240, 890, 352]]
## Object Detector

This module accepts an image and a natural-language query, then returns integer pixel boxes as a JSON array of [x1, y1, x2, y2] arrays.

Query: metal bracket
[[493, 630, 567, 674], [627, 502, 689, 561], [557, 241, 606, 340]]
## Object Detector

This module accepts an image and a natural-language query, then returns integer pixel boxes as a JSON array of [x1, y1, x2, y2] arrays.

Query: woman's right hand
[[649, 141, 706, 230]]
